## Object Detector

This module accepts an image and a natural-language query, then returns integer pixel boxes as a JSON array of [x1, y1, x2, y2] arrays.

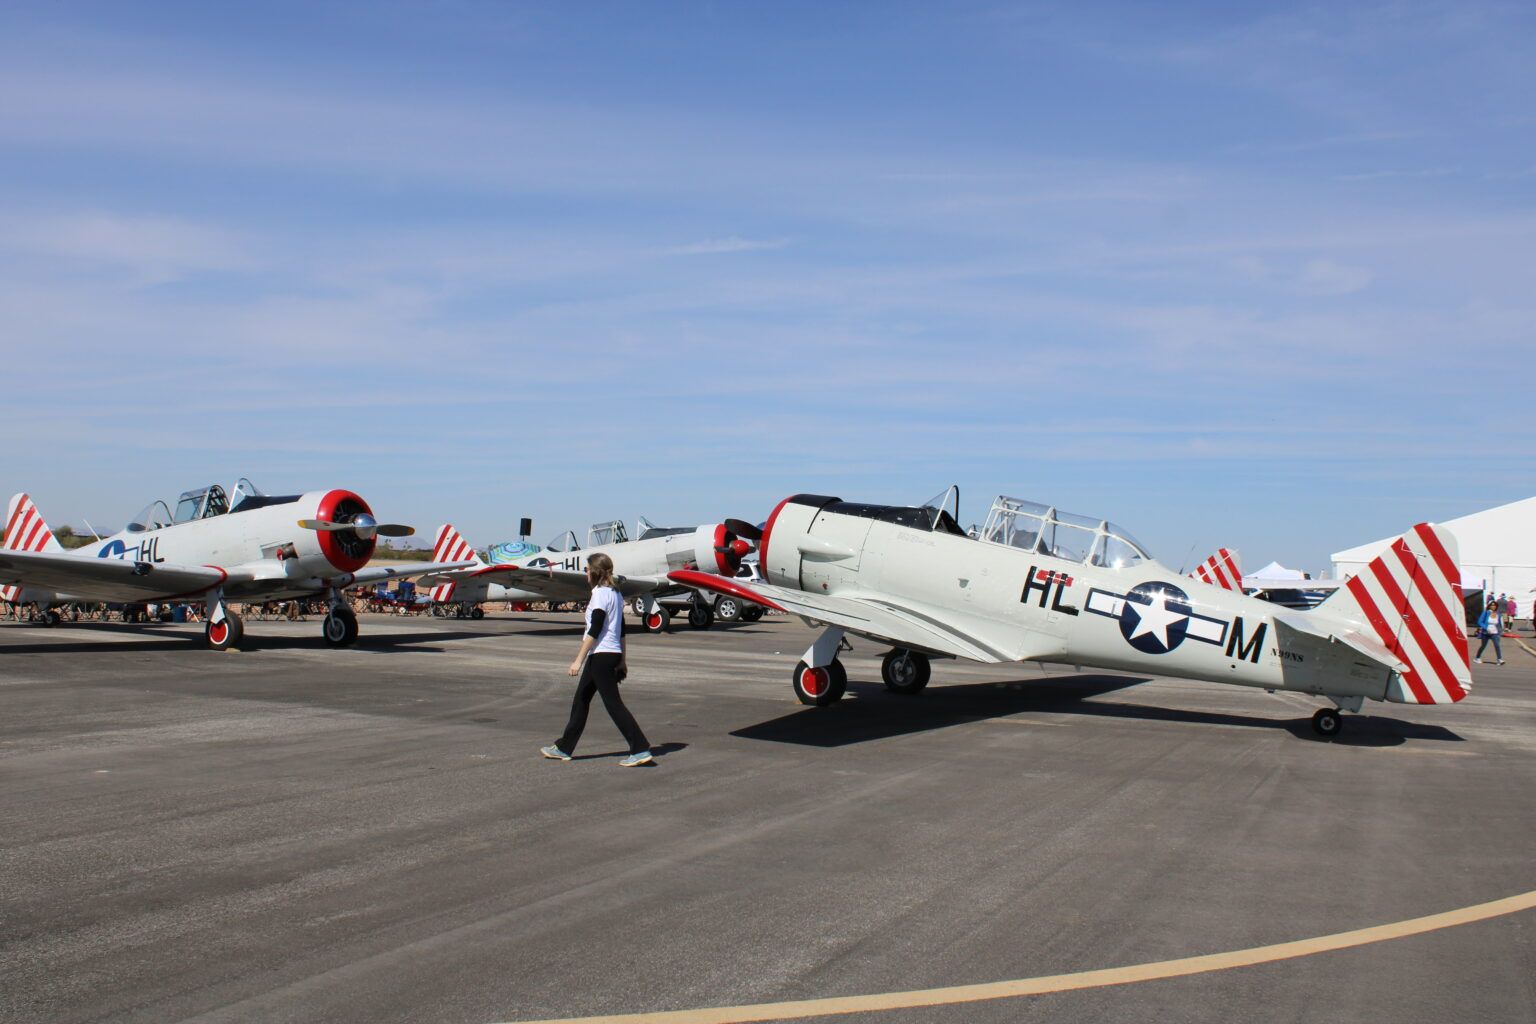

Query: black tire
[[43, 609, 62, 628], [631, 598, 647, 617], [324, 607, 359, 647], [1312, 707, 1342, 738], [470, 606, 485, 620], [881, 649, 931, 695], [642, 606, 671, 634], [687, 603, 714, 629], [792, 658, 847, 706], [741, 605, 764, 622], [206, 613, 243, 651], [714, 596, 742, 622]]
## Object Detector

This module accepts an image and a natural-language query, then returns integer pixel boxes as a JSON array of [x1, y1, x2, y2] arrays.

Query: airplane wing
[[0, 549, 257, 602], [344, 561, 478, 587], [418, 563, 668, 601], [669, 569, 1059, 664]]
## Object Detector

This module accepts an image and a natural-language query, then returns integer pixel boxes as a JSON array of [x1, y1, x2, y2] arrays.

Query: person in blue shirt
[[1475, 599, 1505, 665], [541, 552, 654, 766]]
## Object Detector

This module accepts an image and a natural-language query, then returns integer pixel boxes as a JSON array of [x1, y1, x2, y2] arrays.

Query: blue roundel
[[1118, 582, 1194, 655]]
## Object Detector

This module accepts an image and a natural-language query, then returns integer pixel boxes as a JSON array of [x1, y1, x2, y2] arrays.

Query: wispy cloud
[[661, 237, 790, 256]]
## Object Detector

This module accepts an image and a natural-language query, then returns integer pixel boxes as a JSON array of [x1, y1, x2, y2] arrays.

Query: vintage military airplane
[[423, 516, 758, 631], [671, 488, 1471, 737], [0, 480, 474, 649]]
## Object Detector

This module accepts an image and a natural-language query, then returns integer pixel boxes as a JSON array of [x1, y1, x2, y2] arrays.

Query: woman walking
[[1475, 599, 1505, 665], [541, 552, 654, 766]]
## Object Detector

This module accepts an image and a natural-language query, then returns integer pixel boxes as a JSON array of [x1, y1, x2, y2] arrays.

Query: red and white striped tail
[[1190, 548, 1243, 591], [1322, 523, 1471, 705], [429, 524, 481, 603], [3, 493, 63, 601]]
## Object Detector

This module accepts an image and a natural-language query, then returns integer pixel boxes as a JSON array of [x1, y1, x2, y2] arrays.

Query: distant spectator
[[1475, 600, 1505, 665], [1506, 594, 1519, 629]]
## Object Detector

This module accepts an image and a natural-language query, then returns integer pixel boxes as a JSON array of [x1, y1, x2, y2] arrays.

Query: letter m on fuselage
[[1225, 617, 1266, 664]]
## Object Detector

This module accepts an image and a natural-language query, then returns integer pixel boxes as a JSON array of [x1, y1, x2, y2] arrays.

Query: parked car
[[652, 560, 766, 624]]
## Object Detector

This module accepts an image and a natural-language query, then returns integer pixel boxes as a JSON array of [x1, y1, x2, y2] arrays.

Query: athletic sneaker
[[1475, 658, 1482, 663], [540, 745, 572, 761], [1498, 660, 1506, 665], [618, 750, 654, 767]]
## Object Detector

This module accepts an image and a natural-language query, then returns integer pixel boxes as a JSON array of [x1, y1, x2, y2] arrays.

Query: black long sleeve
[[587, 607, 606, 639]]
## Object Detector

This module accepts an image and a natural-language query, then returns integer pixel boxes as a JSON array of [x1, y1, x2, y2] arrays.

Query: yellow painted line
[[501, 888, 1536, 1024]]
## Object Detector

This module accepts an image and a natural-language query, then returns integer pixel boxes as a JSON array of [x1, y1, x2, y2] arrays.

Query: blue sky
[[2, 1, 1532, 572]]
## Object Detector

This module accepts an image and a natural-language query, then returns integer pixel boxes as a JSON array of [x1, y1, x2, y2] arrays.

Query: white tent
[[1331, 496, 1536, 605]]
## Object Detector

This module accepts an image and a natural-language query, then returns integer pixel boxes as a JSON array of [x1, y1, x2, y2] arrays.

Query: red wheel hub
[[209, 622, 228, 645], [647, 614, 662, 629], [800, 666, 828, 697]]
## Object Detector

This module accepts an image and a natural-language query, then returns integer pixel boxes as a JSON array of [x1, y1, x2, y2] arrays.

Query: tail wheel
[[714, 596, 742, 622], [206, 613, 244, 652], [741, 605, 764, 622], [881, 649, 931, 695], [687, 603, 714, 630], [1311, 707, 1342, 738], [323, 607, 360, 647], [792, 658, 847, 706], [643, 607, 671, 634]]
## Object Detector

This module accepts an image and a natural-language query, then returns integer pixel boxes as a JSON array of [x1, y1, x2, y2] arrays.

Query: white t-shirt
[[585, 586, 625, 654]]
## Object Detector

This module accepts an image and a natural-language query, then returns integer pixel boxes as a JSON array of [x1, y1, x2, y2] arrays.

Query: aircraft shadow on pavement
[[731, 674, 1149, 747], [731, 674, 1464, 747]]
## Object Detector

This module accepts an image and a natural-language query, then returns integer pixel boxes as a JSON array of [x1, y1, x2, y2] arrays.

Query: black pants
[[556, 652, 649, 755]]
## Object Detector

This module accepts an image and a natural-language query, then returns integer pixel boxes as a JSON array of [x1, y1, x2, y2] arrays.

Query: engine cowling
[[309, 489, 378, 574], [692, 523, 754, 576]]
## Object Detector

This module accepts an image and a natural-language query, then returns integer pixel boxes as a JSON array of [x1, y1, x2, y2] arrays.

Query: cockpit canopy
[[980, 495, 1151, 568], [128, 478, 266, 533], [588, 520, 628, 547]]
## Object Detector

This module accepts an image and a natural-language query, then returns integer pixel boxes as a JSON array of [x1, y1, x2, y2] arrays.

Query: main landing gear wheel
[[631, 598, 647, 616], [43, 609, 62, 628], [741, 605, 764, 623], [206, 613, 243, 652], [687, 603, 714, 630], [881, 649, 931, 695], [792, 659, 847, 706], [1311, 707, 1343, 738], [470, 606, 485, 620], [713, 596, 742, 623], [643, 606, 671, 634], [323, 606, 360, 647]]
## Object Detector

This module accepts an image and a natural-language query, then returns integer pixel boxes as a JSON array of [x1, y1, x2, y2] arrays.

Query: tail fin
[[1189, 548, 1243, 591], [429, 524, 483, 602], [4, 493, 64, 602], [1317, 523, 1471, 704]]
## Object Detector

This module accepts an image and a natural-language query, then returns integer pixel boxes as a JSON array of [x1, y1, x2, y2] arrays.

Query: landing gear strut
[[637, 594, 670, 634], [881, 649, 931, 695], [792, 627, 848, 706], [205, 588, 243, 651]]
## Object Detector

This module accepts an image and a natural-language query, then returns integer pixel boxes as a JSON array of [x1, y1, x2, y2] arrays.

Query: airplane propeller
[[298, 513, 415, 540], [724, 518, 764, 542]]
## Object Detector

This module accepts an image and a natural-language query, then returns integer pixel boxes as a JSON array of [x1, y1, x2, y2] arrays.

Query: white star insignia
[[1127, 591, 1187, 649]]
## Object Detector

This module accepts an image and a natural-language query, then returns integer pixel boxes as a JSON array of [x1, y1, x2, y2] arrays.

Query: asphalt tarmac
[[2, 611, 1533, 1024]]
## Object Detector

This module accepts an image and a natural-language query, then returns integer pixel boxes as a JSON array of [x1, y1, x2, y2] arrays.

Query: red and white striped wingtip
[[1338, 523, 1471, 705], [1190, 548, 1243, 591]]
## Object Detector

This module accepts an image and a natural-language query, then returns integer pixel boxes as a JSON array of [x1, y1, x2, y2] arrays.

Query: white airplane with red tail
[[421, 516, 760, 632], [672, 488, 1471, 737], [0, 480, 474, 649]]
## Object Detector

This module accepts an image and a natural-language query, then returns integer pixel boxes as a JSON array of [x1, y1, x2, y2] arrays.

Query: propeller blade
[[724, 518, 763, 541], [375, 524, 415, 538], [297, 519, 347, 532]]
